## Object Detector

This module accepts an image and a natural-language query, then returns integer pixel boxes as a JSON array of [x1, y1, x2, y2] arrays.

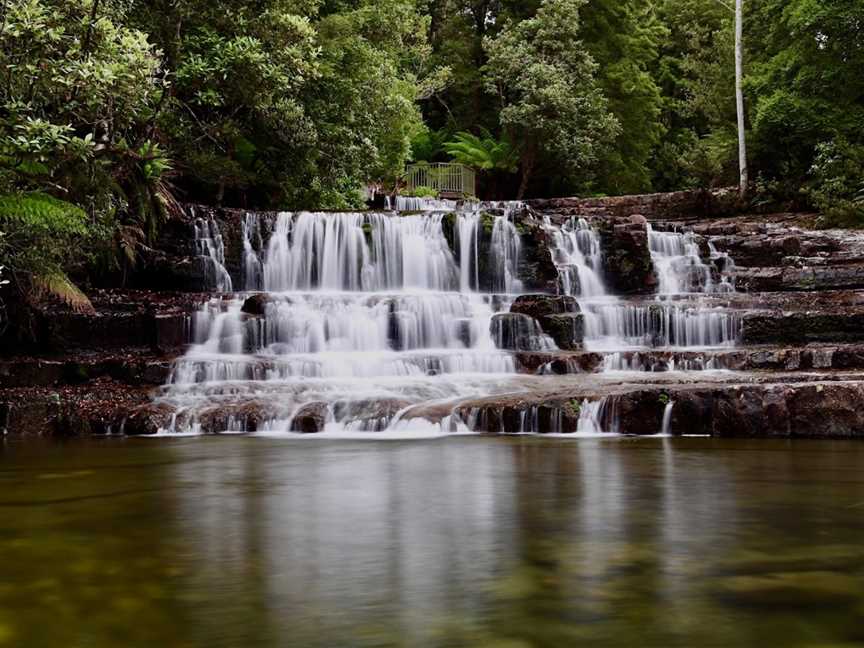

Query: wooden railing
[[404, 163, 476, 198]]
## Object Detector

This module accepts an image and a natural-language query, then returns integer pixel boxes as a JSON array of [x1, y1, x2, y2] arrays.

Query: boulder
[[491, 313, 552, 351], [598, 215, 658, 294], [541, 313, 585, 351], [290, 402, 330, 433], [510, 294, 579, 320], [241, 293, 271, 317]]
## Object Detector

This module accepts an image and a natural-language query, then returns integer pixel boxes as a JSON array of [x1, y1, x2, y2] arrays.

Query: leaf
[[30, 273, 95, 314]]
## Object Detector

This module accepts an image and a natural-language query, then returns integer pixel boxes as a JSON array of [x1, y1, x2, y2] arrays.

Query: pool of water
[[2, 436, 864, 647]]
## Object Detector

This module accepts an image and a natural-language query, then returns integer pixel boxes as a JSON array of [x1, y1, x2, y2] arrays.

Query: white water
[[159, 207, 546, 434], [158, 206, 740, 435], [545, 216, 741, 353], [647, 225, 735, 295], [193, 211, 233, 293], [660, 401, 675, 436]]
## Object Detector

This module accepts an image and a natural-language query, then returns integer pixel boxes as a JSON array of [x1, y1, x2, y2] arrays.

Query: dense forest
[[0, 0, 862, 300]]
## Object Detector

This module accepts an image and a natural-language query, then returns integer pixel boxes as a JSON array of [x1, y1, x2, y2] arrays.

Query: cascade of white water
[[261, 212, 473, 292], [394, 196, 460, 212], [540, 217, 741, 352], [576, 398, 619, 435], [660, 401, 674, 436], [242, 213, 264, 291], [157, 202, 745, 436], [193, 212, 233, 293], [647, 225, 735, 295], [490, 213, 524, 294], [544, 216, 606, 298]]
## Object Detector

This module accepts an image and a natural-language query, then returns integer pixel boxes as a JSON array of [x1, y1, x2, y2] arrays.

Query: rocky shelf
[[5, 190, 864, 439]]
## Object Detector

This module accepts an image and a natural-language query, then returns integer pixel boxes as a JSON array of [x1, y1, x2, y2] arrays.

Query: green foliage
[[0, 193, 97, 308], [809, 139, 864, 226], [405, 185, 439, 199], [0, 193, 88, 239], [410, 129, 452, 162], [484, 0, 619, 198], [580, 0, 666, 194], [444, 130, 519, 174]]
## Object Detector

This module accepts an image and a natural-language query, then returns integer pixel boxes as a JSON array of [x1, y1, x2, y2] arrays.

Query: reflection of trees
[[477, 439, 743, 647], [0, 440, 194, 646]]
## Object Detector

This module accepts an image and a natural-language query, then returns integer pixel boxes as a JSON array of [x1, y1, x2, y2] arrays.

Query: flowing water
[[162, 204, 743, 434], [2, 436, 864, 647]]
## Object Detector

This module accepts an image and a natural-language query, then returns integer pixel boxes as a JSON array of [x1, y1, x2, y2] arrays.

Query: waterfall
[[541, 217, 740, 351], [660, 401, 674, 436], [647, 225, 735, 295], [242, 213, 263, 291], [490, 213, 524, 294], [156, 203, 744, 436], [544, 216, 606, 297], [193, 212, 233, 293], [394, 196, 460, 212]]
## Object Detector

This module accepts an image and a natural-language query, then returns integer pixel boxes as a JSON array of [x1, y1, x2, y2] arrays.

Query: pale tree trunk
[[735, 0, 748, 198]]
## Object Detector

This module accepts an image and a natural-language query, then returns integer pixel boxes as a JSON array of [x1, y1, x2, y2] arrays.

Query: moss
[[480, 212, 497, 234], [566, 399, 582, 416]]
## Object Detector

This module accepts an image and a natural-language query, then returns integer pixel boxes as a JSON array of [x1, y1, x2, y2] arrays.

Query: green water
[[2, 436, 864, 647]]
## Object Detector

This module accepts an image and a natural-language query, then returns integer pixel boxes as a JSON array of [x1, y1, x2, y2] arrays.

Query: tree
[[483, 0, 619, 199], [735, 0, 748, 197], [579, 0, 667, 194], [0, 0, 167, 300]]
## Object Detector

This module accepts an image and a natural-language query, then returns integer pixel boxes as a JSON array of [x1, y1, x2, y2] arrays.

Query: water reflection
[[1, 437, 864, 647]]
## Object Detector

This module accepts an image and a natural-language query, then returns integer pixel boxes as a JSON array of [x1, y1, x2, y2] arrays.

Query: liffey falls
[[7, 190, 864, 438]]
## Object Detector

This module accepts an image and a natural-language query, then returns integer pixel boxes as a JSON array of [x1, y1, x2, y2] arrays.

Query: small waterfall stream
[[164, 202, 742, 435]]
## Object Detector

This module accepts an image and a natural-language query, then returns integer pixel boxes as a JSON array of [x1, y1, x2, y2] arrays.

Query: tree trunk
[[735, 0, 748, 199]]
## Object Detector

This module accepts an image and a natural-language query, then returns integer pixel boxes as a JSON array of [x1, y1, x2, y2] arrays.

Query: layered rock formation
[[5, 190, 864, 439]]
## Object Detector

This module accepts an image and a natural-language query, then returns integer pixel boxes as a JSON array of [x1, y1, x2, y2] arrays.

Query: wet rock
[[123, 402, 176, 436], [491, 313, 554, 352], [541, 314, 584, 351], [198, 402, 270, 433], [510, 294, 579, 320], [742, 310, 864, 344], [515, 352, 604, 374], [509, 295, 583, 349], [290, 402, 330, 434], [154, 313, 189, 350], [598, 215, 658, 295], [241, 293, 271, 317]]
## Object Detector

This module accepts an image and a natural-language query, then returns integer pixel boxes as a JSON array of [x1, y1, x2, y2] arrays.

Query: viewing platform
[[404, 162, 476, 199]]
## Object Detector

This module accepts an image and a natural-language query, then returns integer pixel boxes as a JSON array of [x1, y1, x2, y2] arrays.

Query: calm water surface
[[2, 436, 864, 647]]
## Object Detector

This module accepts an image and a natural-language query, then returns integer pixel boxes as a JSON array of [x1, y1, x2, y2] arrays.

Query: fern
[[0, 193, 89, 236], [444, 129, 520, 174], [30, 273, 94, 314]]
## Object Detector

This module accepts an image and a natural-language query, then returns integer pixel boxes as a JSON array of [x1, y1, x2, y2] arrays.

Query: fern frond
[[30, 273, 95, 314], [0, 193, 89, 237]]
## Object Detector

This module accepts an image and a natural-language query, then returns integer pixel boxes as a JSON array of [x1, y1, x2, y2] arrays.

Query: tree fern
[[444, 130, 520, 174], [29, 273, 94, 314]]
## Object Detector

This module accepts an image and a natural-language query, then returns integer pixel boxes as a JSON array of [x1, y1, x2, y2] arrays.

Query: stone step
[[516, 344, 864, 374], [0, 353, 173, 389], [428, 374, 864, 438], [6, 290, 208, 354]]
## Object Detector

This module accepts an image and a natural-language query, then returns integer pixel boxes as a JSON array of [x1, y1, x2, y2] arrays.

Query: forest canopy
[[0, 0, 862, 288]]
